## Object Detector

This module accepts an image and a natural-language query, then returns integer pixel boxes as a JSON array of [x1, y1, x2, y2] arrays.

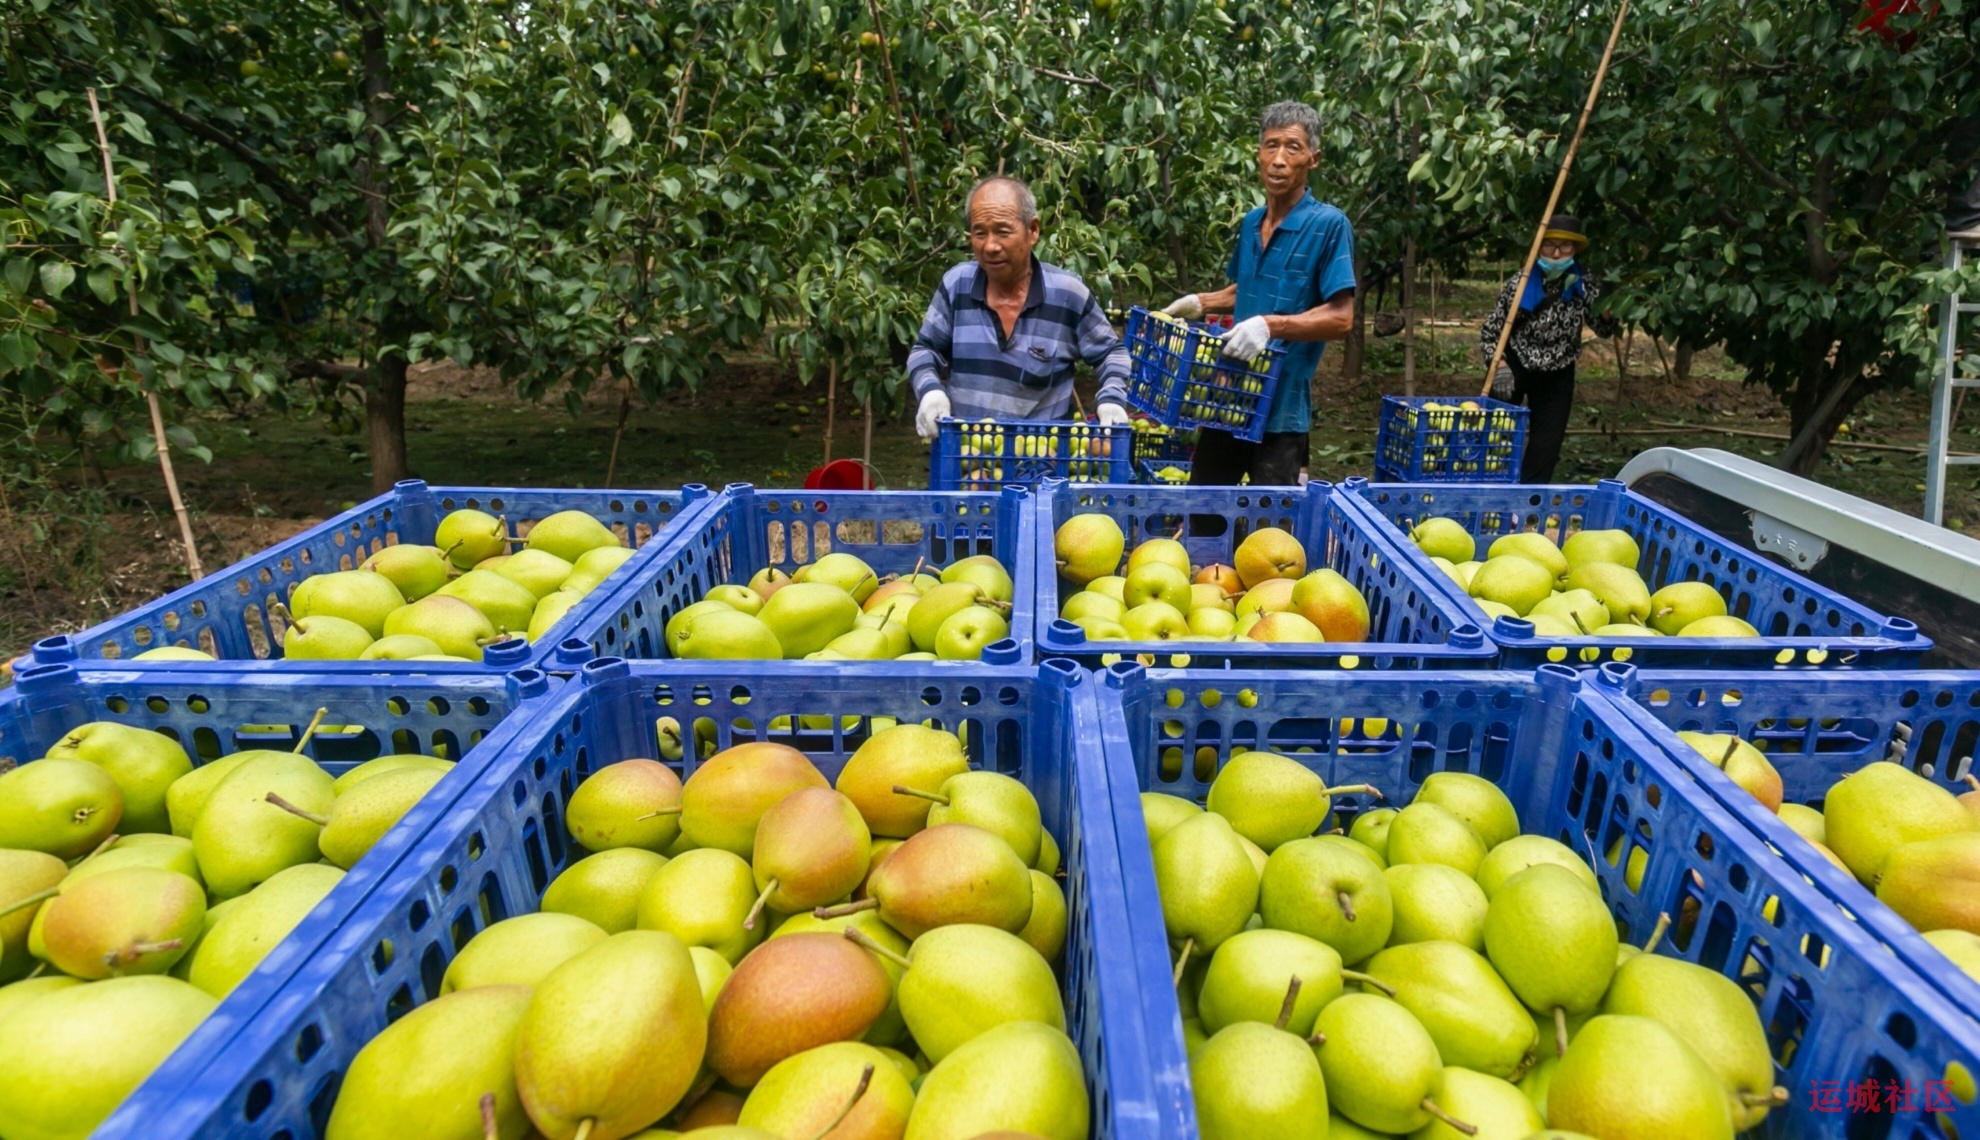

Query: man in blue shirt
[[909, 177, 1131, 438], [1163, 101, 1357, 485]]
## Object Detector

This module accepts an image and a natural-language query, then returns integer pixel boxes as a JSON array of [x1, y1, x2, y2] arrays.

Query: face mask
[[1537, 255, 1575, 275]]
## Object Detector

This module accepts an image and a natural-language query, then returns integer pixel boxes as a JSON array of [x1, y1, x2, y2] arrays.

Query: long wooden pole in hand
[[88, 88, 204, 580], [1479, 0, 1631, 398]]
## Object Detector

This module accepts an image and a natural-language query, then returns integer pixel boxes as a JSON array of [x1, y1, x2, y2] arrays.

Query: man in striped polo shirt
[[910, 177, 1132, 439]]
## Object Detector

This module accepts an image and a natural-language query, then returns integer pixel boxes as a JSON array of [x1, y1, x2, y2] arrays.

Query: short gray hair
[[1260, 101, 1321, 152], [965, 176, 1038, 226]]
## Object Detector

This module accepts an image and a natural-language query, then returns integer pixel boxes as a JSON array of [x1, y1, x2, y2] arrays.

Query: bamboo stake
[[1480, 0, 1631, 397], [604, 377, 633, 487], [864, 0, 920, 210], [1402, 236, 1418, 397], [863, 398, 874, 488], [88, 88, 203, 580], [824, 359, 838, 464]]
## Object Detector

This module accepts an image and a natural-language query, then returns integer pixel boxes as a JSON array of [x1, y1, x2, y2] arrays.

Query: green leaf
[[39, 261, 74, 300]]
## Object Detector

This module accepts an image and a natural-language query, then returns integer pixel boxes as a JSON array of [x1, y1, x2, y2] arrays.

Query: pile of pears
[[0, 719, 456, 1139], [324, 723, 1087, 1140], [1407, 518, 1760, 640], [1671, 732, 1980, 985], [138, 507, 635, 663], [1054, 515, 1371, 644], [662, 552, 1017, 662], [1145, 752, 1783, 1139]]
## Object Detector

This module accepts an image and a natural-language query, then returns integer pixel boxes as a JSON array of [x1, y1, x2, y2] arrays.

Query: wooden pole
[[604, 378, 633, 486], [862, 399, 875, 489], [864, 0, 920, 211], [88, 88, 203, 581], [823, 359, 838, 464], [1480, 0, 1631, 397], [1401, 236, 1417, 397]]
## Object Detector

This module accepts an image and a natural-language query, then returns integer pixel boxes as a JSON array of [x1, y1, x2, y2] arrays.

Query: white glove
[[1161, 294, 1204, 320], [1095, 403, 1129, 427], [1491, 366, 1516, 399], [1221, 315, 1272, 362], [915, 389, 951, 440]]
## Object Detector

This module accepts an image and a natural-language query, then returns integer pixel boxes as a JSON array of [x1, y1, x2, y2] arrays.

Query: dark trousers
[[1189, 429, 1310, 486], [1510, 357, 1576, 484]]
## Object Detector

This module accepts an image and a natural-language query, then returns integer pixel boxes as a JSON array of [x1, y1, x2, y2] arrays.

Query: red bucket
[[802, 458, 875, 490]]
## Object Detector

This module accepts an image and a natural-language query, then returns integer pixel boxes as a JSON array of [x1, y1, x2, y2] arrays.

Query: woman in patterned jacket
[[1477, 214, 1618, 482]]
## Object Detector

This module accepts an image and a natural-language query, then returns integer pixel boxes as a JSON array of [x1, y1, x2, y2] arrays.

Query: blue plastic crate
[[1137, 458, 1193, 485], [1591, 664, 1980, 1032], [1373, 395, 1529, 482], [1347, 477, 1929, 668], [1130, 424, 1198, 466], [22, 480, 715, 675], [1096, 662, 1980, 1140], [1123, 307, 1284, 443], [565, 483, 1035, 665], [928, 418, 1133, 491], [1032, 479, 1492, 669], [0, 660, 556, 1140], [150, 659, 1168, 1140]]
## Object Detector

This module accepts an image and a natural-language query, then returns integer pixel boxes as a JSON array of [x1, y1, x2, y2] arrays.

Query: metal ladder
[[1924, 228, 1980, 525]]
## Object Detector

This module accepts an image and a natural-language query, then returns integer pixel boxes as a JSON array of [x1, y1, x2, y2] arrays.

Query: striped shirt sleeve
[[906, 277, 956, 401], [1077, 292, 1130, 408]]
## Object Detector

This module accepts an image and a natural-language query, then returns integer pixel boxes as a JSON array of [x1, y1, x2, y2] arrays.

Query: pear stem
[[743, 878, 777, 931], [1171, 522, 1185, 541], [265, 792, 329, 827], [1321, 783, 1384, 800], [1419, 1098, 1478, 1136], [815, 898, 880, 920], [24, 962, 45, 980], [479, 1093, 497, 1140], [1306, 1030, 1327, 1046], [1336, 890, 1357, 922], [106, 938, 184, 971], [76, 830, 122, 865], [1961, 773, 1980, 792], [1553, 1006, 1570, 1058], [911, 557, 927, 579], [1273, 976, 1303, 1031], [1642, 911, 1672, 956], [292, 706, 330, 754], [0, 886, 60, 921], [843, 927, 913, 969], [573, 1120, 594, 1140], [1341, 969, 1395, 997], [634, 806, 684, 820], [1720, 737, 1740, 767], [1172, 937, 1194, 987], [806, 1064, 875, 1140], [1740, 1086, 1790, 1108], [1507, 1046, 1537, 1083], [890, 784, 950, 806]]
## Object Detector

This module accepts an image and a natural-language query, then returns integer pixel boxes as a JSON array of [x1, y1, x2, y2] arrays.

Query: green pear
[[1484, 865, 1618, 1048], [1348, 808, 1396, 861], [1384, 864, 1489, 951], [1365, 940, 1537, 1078], [1384, 802, 1487, 876], [39, 866, 204, 979], [772, 910, 909, 1047], [834, 724, 970, 839], [436, 508, 509, 568], [1548, 1015, 1734, 1140], [667, 600, 734, 653], [1565, 563, 1651, 625], [758, 582, 862, 658], [523, 509, 621, 563], [490, 548, 576, 600], [1260, 837, 1393, 965], [1474, 835, 1598, 898], [1327, 1112, 1395, 1140], [360, 543, 450, 601], [906, 582, 998, 652], [941, 554, 1014, 604], [290, 569, 406, 637], [822, 626, 895, 660], [1036, 827, 1062, 876], [1676, 731, 1784, 813], [43, 722, 193, 835], [737, 1041, 916, 1140], [1062, 591, 1126, 624], [1409, 517, 1475, 563], [1824, 761, 1978, 883], [802, 552, 881, 602], [279, 611, 374, 659], [677, 607, 784, 659], [1197, 928, 1376, 1037], [384, 594, 498, 659], [840, 822, 1034, 938], [690, 944, 734, 1011], [544, 847, 669, 934], [747, 789, 871, 926], [442, 912, 608, 992], [0, 976, 216, 1140], [708, 582, 766, 615], [1488, 533, 1567, 581], [0, 976, 84, 1025], [66, 834, 199, 885], [1124, 562, 1193, 612], [680, 741, 828, 856], [0, 759, 124, 858], [1468, 556, 1554, 616], [1677, 615, 1761, 636], [1018, 870, 1068, 962], [904, 1020, 1087, 1140], [1778, 803, 1827, 846], [561, 545, 636, 597], [934, 604, 1009, 659], [326, 984, 533, 1140], [917, 772, 1042, 866], [707, 932, 892, 1087], [438, 569, 539, 635], [1155, 813, 1260, 973], [1206, 750, 1376, 853], [185, 863, 343, 997], [1600, 952, 1780, 1130], [359, 633, 448, 660], [567, 759, 683, 853], [131, 646, 214, 661], [1190, 1018, 1330, 1140], [1313, 993, 1461, 1135], [305, 766, 446, 869], [635, 848, 760, 962], [853, 611, 913, 658], [1055, 513, 1126, 584], [1413, 772, 1520, 849], [1529, 589, 1610, 636], [1876, 832, 1980, 935], [1925, 928, 1980, 981], [332, 754, 453, 795], [1646, 581, 1726, 635], [1142, 792, 1203, 842], [0, 850, 68, 983], [749, 567, 794, 599], [1087, 574, 1128, 602], [1315, 833, 1384, 870], [894, 923, 1065, 1062], [1418, 1066, 1542, 1140], [1561, 528, 1640, 571], [192, 753, 335, 898]]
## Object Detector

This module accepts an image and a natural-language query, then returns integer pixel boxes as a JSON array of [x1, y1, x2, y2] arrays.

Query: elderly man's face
[[968, 185, 1039, 287], [1257, 125, 1317, 198]]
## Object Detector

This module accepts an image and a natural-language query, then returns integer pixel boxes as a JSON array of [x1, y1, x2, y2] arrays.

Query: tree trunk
[[1674, 341, 1694, 383], [1779, 327, 1864, 477], [366, 357, 409, 492]]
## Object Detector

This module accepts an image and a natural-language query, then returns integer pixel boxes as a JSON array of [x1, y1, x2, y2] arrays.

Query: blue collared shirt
[[1226, 192, 1357, 434], [907, 256, 1130, 420]]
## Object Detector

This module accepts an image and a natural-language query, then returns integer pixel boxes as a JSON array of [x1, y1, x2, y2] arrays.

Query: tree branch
[[1713, 70, 1797, 199], [287, 359, 370, 383], [1028, 66, 1115, 93]]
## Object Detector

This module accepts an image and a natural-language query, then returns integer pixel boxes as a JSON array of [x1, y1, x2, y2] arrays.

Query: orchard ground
[[4, 277, 1974, 662]]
